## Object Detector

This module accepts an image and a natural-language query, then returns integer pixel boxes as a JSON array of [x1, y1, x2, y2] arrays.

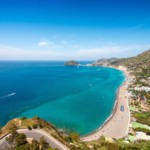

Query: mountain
[[110, 49, 150, 74], [93, 49, 150, 78]]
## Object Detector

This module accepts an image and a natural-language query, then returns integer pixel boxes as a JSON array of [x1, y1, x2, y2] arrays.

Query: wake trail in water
[[0, 92, 16, 99]]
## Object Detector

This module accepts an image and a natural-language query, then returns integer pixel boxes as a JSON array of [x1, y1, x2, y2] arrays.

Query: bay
[[0, 61, 124, 135]]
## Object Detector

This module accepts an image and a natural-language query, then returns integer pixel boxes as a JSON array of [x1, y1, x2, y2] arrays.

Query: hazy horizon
[[0, 0, 150, 60]]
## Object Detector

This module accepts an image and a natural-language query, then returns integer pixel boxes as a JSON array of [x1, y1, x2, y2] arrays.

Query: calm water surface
[[0, 61, 124, 135]]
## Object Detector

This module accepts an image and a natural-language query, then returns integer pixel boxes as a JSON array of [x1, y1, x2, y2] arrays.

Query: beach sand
[[81, 66, 130, 141]]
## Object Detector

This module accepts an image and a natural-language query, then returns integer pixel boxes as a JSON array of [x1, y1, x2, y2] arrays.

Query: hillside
[[93, 50, 150, 142], [0, 117, 70, 149], [93, 49, 150, 71], [110, 49, 150, 77], [111, 50, 150, 100]]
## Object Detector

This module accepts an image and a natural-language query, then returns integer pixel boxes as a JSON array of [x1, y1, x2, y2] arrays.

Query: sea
[[0, 61, 125, 136]]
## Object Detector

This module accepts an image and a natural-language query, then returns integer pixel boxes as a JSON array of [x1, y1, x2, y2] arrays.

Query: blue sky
[[0, 0, 150, 60]]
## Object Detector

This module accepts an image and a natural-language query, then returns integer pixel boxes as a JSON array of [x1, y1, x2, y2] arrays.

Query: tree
[[39, 137, 49, 150], [9, 124, 18, 132], [6, 130, 19, 146], [30, 139, 40, 150], [28, 126, 32, 130], [16, 144, 30, 150], [32, 124, 38, 129], [6, 131, 27, 148], [16, 133, 27, 146]]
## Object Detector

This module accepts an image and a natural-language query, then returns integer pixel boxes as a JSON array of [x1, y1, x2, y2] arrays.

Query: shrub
[[32, 124, 37, 129], [134, 127, 150, 135], [27, 126, 32, 130], [20, 117, 27, 120], [69, 133, 79, 141]]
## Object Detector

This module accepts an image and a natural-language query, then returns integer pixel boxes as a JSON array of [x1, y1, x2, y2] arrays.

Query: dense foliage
[[133, 112, 150, 126]]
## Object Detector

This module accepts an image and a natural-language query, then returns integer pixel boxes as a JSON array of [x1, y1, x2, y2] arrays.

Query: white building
[[134, 86, 150, 92], [136, 132, 150, 141]]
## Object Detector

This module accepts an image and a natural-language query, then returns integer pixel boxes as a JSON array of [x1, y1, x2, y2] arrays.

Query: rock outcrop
[[64, 60, 79, 66]]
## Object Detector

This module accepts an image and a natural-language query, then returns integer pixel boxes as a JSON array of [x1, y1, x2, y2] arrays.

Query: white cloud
[[78, 46, 125, 56], [0, 45, 62, 60], [38, 41, 49, 46], [38, 40, 61, 49], [76, 45, 150, 59], [0, 44, 149, 60], [73, 46, 125, 60]]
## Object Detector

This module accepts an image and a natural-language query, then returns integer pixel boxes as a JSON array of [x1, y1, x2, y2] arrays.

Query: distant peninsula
[[64, 60, 79, 66]]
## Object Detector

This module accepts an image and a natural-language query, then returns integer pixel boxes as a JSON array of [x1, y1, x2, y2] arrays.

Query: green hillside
[[111, 49, 150, 77]]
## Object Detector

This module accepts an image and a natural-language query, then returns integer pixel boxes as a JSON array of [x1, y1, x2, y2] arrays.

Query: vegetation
[[131, 121, 149, 130], [81, 136, 150, 150], [0, 117, 70, 148], [110, 50, 150, 72], [134, 127, 150, 135], [6, 129, 57, 150], [133, 112, 150, 126]]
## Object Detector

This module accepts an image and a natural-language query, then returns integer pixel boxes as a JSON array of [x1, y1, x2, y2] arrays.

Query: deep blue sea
[[0, 61, 124, 136]]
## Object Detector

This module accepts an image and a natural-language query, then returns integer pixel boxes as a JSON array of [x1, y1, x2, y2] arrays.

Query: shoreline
[[81, 65, 130, 141]]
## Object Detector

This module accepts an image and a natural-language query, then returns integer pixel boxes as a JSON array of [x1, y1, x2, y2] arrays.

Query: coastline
[[81, 65, 130, 141]]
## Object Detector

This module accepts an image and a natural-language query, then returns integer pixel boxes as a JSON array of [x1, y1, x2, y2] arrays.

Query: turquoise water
[[0, 61, 124, 135]]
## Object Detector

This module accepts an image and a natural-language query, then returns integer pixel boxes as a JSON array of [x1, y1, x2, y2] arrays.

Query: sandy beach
[[82, 66, 130, 141]]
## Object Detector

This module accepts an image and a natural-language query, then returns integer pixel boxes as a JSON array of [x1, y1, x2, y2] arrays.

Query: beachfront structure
[[136, 132, 150, 141], [134, 86, 150, 92]]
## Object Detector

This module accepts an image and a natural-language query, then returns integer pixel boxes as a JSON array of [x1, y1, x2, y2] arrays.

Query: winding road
[[0, 129, 69, 150]]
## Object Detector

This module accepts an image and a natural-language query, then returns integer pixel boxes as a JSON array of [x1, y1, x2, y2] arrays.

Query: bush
[[9, 124, 18, 132], [20, 117, 27, 120], [16, 133, 27, 146], [105, 143, 120, 150], [27, 126, 32, 130], [39, 124, 43, 129], [33, 116, 40, 120], [64, 136, 72, 143], [134, 127, 150, 135], [32, 124, 37, 129], [129, 132, 134, 136], [69, 133, 79, 141]]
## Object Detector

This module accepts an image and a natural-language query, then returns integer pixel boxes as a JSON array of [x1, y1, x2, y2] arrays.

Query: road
[[0, 129, 69, 150]]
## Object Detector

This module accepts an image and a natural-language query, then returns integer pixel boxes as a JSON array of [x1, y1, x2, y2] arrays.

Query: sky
[[0, 0, 150, 60]]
